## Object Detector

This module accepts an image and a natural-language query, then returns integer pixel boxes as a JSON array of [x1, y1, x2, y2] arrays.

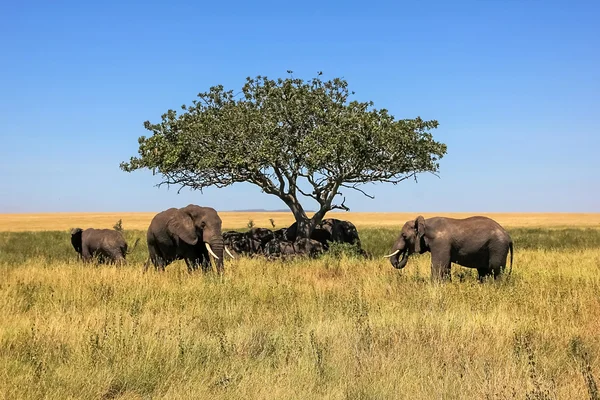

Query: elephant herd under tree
[[223, 218, 366, 259], [70, 204, 514, 282]]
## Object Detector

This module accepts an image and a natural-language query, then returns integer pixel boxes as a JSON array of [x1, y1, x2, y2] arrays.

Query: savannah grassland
[[1, 213, 600, 399]]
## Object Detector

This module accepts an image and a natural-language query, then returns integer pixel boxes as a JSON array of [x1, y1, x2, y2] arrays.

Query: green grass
[[1, 228, 599, 399], [2, 228, 600, 266]]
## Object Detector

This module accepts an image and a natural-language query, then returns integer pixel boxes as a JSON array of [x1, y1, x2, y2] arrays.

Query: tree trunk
[[293, 206, 330, 240], [283, 196, 331, 240], [285, 198, 316, 240], [295, 218, 316, 240]]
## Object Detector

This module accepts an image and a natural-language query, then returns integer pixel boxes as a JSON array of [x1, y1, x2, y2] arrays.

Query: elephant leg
[[430, 249, 451, 282], [150, 255, 166, 272], [184, 258, 194, 273], [477, 267, 493, 282], [118, 248, 128, 267], [111, 249, 125, 267], [189, 253, 200, 272], [93, 250, 105, 265], [81, 246, 93, 264], [196, 246, 211, 273], [148, 245, 165, 272], [201, 257, 211, 273], [489, 250, 508, 280], [492, 265, 503, 280]]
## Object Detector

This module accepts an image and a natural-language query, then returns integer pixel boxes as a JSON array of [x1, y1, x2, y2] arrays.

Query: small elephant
[[70, 228, 139, 265], [384, 216, 513, 282], [145, 204, 234, 273]]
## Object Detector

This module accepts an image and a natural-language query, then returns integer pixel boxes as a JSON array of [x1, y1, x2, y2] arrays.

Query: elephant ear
[[70, 228, 83, 254], [414, 216, 426, 254], [167, 213, 198, 246]]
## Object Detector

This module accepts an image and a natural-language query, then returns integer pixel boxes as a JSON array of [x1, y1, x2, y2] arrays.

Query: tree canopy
[[120, 72, 447, 238]]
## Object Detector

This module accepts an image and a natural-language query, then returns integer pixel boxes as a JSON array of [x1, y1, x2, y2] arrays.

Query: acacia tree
[[120, 72, 447, 239]]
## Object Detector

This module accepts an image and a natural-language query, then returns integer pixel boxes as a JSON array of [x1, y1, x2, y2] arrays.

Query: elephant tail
[[126, 238, 141, 254], [508, 240, 514, 276]]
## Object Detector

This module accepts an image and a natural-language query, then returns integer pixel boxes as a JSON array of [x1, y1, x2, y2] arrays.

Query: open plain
[[1, 212, 600, 399], [1, 211, 600, 232]]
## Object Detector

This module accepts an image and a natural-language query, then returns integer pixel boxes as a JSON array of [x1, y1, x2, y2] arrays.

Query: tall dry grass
[[1, 225, 599, 399]]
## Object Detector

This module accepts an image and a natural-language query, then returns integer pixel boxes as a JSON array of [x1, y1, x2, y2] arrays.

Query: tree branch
[[272, 164, 287, 194], [340, 183, 375, 199], [331, 196, 349, 211], [296, 185, 319, 201]]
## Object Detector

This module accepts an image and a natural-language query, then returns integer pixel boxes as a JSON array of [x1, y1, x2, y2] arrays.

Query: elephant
[[384, 216, 513, 282], [222, 231, 248, 256], [294, 238, 326, 258], [263, 238, 294, 259], [223, 228, 274, 256], [319, 219, 362, 247], [70, 228, 139, 265], [285, 218, 364, 254], [263, 238, 325, 259], [144, 204, 234, 273], [272, 228, 288, 241], [250, 228, 275, 247], [224, 219, 359, 260]]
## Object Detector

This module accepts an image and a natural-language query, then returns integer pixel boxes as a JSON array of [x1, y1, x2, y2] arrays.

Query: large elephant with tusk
[[144, 204, 234, 273], [384, 216, 513, 282]]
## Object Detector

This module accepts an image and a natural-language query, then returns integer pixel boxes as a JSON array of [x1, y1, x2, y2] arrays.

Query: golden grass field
[[1, 211, 600, 232], [1, 213, 600, 399]]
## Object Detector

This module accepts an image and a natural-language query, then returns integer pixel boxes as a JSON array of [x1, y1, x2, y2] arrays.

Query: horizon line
[[1, 210, 599, 215]]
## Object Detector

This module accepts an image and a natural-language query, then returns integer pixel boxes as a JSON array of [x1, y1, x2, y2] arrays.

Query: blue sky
[[1, 0, 598, 213]]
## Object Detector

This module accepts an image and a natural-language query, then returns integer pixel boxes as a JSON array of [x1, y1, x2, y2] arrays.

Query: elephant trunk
[[392, 250, 409, 269], [207, 236, 225, 273]]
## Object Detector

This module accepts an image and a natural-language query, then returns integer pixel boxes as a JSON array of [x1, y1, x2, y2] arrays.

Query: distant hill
[[229, 209, 316, 212]]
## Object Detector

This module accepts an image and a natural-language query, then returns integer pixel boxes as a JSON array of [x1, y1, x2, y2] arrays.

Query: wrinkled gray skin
[[144, 205, 225, 273], [71, 228, 138, 265], [272, 228, 288, 241], [286, 218, 363, 250], [223, 228, 274, 257], [387, 216, 513, 282], [319, 219, 362, 248], [222, 231, 249, 256], [294, 238, 326, 258], [263, 238, 325, 260]]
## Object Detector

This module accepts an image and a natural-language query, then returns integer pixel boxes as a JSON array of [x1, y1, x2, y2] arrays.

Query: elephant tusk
[[382, 249, 401, 258], [205, 243, 219, 260], [225, 246, 235, 259]]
